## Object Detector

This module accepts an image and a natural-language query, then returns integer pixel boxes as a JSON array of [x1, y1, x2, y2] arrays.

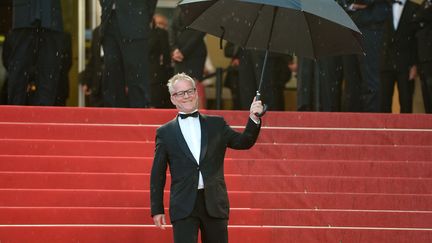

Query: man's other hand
[[153, 214, 167, 230]]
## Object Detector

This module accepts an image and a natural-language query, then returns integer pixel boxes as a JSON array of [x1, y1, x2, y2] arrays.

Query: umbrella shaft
[[258, 7, 278, 93], [257, 49, 268, 93]]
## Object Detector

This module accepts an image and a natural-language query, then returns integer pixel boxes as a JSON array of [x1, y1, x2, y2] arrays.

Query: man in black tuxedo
[[99, 0, 157, 108], [380, 0, 420, 113], [7, 0, 64, 105], [150, 73, 263, 243]]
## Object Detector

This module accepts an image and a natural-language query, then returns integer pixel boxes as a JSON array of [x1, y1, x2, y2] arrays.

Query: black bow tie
[[179, 111, 199, 119], [393, 0, 402, 5]]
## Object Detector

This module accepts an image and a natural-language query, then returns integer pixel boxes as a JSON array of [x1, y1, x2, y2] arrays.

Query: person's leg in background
[[296, 57, 314, 111], [342, 54, 363, 112], [102, 17, 128, 107]]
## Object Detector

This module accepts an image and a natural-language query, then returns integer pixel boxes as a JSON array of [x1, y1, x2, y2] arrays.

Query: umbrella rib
[[243, 4, 265, 47], [265, 7, 278, 50], [302, 13, 316, 59]]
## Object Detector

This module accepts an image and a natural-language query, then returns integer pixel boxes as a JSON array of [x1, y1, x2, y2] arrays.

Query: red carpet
[[0, 105, 431, 242]]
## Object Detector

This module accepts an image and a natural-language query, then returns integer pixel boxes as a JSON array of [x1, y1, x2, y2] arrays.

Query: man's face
[[170, 79, 199, 113]]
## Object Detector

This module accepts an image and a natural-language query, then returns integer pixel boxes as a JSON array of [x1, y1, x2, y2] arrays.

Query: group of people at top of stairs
[[295, 0, 432, 113], [0, 0, 431, 113]]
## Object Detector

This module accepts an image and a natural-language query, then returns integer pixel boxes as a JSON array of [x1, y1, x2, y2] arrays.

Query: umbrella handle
[[255, 91, 267, 118]]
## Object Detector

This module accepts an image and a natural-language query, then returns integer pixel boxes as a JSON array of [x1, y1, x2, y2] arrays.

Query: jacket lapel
[[199, 114, 208, 163], [174, 118, 197, 164]]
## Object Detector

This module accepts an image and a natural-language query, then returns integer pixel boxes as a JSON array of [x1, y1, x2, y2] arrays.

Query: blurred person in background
[[380, 0, 420, 113], [413, 0, 432, 113], [6, 0, 66, 105], [99, 0, 157, 108], [79, 26, 104, 107], [54, 31, 72, 106], [342, 0, 391, 112], [149, 14, 173, 108]]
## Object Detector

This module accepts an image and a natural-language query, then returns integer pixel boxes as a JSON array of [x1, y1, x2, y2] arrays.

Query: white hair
[[167, 73, 196, 94]]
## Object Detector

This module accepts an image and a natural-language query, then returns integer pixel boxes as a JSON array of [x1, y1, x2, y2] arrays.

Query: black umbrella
[[179, 0, 363, 112]]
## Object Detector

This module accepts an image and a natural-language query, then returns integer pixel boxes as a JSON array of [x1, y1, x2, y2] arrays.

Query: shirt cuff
[[249, 115, 261, 125]]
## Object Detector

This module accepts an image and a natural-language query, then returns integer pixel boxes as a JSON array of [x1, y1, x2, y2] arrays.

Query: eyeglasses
[[172, 88, 196, 98]]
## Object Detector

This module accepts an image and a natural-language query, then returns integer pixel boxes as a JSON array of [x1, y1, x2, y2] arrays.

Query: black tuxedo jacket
[[381, 0, 420, 71], [150, 114, 261, 222], [99, 0, 157, 39], [349, 0, 391, 29], [12, 0, 63, 31]]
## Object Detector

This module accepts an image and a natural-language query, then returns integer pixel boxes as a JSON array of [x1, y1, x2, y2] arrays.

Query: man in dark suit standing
[[380, 0, 420, 113], [170, 6, 207, 83], [6, 0, 64, 105], [99, 0, 157, 108], [343, 0, 391, 112], [150, 73, 263, 243]]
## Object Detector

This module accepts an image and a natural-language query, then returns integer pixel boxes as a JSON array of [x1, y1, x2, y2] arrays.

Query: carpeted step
[[1, 155, 430, 178], [0, 106, 177, 125], [1, 190, 431, 211], [1, 225, 431, 243], [0, 123, 157, 142], [1, 139, 431, 161], [1, 207, 431, 229], [227, 143, 432, 161], [223, 159, 432, 178], [0, 155, 151, 173], [1, 106, 432, 129], [2, 172, 431, 194], [2, 122, 431, 146]]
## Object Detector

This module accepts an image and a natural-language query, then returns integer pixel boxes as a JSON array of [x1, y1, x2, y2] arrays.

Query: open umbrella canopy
[[179, 0, 363, 59]]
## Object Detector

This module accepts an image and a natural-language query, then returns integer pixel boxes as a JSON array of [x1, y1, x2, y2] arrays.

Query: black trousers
[[297, 56, 343, 111], [380, 69, 414, 113], [102, 12, 151, 108], [342, 54, 363, 112], [358, 28, 384, 112], [238, 50, 275, 110], [172, 190, 228, 243], [6, 28, 64, 105]]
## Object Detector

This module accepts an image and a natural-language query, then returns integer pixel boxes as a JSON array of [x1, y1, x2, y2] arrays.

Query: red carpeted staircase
[[0, 105, 431, 242]]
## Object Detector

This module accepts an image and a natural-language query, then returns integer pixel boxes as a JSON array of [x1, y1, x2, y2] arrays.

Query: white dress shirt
[[178, 112, 204, 189], [393, 0, 406, 30]]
